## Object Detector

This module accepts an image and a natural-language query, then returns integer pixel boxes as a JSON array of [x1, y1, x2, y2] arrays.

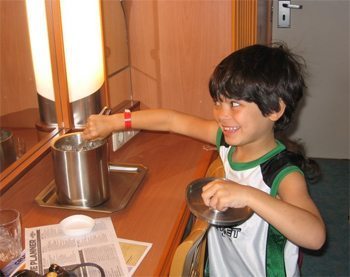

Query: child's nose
[[221, 104, 233, 116], [214, 105, 231, 120]]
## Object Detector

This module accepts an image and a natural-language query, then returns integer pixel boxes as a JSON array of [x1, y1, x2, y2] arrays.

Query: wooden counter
[[0, 131, 214, 276]]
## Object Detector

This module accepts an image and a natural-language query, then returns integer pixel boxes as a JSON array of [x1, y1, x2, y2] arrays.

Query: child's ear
[[268, 100, 286, 122]]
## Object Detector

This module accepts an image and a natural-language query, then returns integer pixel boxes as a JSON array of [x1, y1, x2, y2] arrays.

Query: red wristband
[[124, 109, 131, 129]]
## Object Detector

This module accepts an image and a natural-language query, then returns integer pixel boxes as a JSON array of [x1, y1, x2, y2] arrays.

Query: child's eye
[[230, 101, 240, 108]]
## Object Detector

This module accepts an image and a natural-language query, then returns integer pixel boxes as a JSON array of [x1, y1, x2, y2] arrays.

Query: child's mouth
[[222, 126, 240, 135]]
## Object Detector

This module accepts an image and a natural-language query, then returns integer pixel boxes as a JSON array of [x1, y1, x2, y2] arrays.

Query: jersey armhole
[[270, 166, 304, 197]]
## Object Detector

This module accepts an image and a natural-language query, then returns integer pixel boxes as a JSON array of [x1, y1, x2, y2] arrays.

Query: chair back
[[169, 155, 224, 276]]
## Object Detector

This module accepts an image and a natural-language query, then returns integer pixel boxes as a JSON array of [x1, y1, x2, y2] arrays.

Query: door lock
[[278, 0, 303, 28]]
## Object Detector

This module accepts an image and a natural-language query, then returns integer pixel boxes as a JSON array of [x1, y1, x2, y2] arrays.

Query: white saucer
[[60, 215, 95, 236]]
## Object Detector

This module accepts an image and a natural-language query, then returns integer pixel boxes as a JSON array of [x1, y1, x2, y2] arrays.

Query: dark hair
[[209, 43, 306, 132], [209, 44, 321, 182]]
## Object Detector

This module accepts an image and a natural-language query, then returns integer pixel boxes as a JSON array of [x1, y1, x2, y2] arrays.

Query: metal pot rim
[[0, 128, 13, 143], [51, 132, 106, 152]]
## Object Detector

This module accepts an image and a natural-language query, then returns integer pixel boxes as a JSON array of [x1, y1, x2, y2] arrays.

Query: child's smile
[[222, 125, 240, 135]]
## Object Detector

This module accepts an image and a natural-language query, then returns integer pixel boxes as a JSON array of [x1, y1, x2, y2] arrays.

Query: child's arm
[[201, 173, 326, 250], [83, 109, 218, 145]]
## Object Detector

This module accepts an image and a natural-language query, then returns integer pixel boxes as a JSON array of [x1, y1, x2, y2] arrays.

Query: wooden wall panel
[[125, 0, 232, 119], [0, 0, 38, 123], [102, 0, 129, 77], [108, 69, 132, 108], [232, 0, 258, 50]]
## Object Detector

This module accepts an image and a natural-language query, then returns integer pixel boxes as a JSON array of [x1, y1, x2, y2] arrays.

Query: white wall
[[272, 0, 349, 159]]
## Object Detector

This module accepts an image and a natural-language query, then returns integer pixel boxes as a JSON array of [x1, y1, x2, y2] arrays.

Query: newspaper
[[118, 238, 152, 276], [24, 217, 132, 277], [5, 239, 152, 277]]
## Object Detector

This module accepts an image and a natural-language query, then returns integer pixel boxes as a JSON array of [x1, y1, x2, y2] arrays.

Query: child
[[83, 44, 326, 276]]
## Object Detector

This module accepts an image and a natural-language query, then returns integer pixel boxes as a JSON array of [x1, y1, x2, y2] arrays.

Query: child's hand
[[82, 114, 115, 140], [201, 179, 250, 211]]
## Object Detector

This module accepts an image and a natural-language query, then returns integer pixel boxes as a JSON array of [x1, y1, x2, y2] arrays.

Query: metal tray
[[35, 163, 147, 213]]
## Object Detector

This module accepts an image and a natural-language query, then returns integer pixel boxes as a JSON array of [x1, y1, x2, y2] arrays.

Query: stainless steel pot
[[51, 132, 110, 207], [0, 129, 17, 172]]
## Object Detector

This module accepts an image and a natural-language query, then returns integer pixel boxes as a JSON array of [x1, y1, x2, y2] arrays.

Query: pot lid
[[186, 177, 253, 226]]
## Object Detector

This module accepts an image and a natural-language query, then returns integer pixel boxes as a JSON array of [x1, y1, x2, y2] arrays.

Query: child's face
[[212, 97, 276, 147]]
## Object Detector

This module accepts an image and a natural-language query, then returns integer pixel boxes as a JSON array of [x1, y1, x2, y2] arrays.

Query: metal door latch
[[278, 0, 303, 28]]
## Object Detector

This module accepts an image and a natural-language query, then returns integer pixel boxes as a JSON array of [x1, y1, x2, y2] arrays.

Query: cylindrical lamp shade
[[25, 0, 57, 126], [60, 0, 105, 128]]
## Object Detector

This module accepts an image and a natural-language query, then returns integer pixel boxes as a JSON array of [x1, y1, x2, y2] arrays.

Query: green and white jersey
[[207, 129, 303, 277]]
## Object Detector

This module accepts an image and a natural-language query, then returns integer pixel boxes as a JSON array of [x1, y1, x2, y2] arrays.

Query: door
[[271, 0, 349, 159]]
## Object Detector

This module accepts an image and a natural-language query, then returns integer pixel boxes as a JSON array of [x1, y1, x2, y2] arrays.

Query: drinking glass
[[0, 209, 22, 269], [14, 137, 26, 159]]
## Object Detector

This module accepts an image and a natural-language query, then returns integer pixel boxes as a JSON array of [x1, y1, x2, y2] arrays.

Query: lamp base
[[37, 94, 57, 126], [35, 121, 57, 141], [71, 89, 102, 129]]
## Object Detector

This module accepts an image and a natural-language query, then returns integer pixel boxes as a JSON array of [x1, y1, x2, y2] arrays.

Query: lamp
[[25, 0, 56, 127], [25, 0, 105, 129], [60, 0, 105, 128]]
